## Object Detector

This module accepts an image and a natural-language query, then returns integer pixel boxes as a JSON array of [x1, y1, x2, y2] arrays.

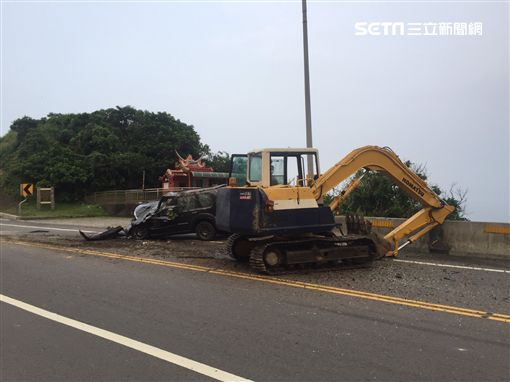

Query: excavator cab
[[228, 148, 320, 188], [218, 148, 333, 237]]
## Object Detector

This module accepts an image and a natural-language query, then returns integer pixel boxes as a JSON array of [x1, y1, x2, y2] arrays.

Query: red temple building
[[160, 152, 228, 189]]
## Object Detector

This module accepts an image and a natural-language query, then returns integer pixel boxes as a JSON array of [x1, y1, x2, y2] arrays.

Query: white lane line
[[394, 259, 510, 274], [0, 222, 97, 234], [0, 294, 252, 382]]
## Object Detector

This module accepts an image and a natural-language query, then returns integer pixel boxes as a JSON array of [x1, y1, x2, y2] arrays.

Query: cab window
[[269, 154, 305, 186], [287, 156, 302, 186], [230, 155, 247, 186], [249, 154, 262, 182], [270, 156, 285, 185], [303, 153, 319, 180]]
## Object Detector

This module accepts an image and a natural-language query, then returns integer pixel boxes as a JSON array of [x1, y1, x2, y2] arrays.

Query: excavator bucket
[[345, 215, 390, 259], [346, 214, 372, 235]]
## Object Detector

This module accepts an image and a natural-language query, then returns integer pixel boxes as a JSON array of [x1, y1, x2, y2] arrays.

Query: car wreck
[[80, 186, 224, 241]]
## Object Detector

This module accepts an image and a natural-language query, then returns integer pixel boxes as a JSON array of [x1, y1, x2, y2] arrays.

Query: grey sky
[[1, 1, 508, 222]]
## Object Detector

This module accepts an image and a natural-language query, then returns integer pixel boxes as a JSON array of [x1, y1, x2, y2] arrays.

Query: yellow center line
[[3, 238, 510, 324]]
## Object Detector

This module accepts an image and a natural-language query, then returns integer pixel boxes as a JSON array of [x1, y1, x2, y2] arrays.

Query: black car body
[[127, 186, 223, 240]]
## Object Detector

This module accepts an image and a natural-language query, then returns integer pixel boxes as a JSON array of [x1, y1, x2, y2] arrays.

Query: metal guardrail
[[85, 187, 200, 205]]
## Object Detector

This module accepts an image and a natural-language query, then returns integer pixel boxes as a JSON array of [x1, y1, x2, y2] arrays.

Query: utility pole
[[301, 0, 314, 178]]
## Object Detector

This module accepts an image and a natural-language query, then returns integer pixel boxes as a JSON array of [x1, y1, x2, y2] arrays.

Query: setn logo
[[354, 22, 405, 36]]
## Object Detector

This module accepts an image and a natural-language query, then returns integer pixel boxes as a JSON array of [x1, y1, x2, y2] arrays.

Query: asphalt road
[[1, 232, 509, 381]]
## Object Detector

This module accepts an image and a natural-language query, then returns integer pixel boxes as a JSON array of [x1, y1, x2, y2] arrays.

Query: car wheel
[[130, 225, 150, 240], [195, 221, 216, 241]]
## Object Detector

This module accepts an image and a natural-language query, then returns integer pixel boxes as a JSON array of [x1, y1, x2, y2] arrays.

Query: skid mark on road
[[0, 294, 252, 382], [3, 239, 510, 324]]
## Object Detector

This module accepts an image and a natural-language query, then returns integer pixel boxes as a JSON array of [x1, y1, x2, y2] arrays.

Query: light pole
[[301, 0, 314, 178]]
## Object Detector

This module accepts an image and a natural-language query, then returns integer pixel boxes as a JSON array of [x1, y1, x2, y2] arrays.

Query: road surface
[[1, 219, 509, 381]]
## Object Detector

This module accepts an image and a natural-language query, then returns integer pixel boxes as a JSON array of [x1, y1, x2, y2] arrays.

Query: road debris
[[79, 226, 125, 241]]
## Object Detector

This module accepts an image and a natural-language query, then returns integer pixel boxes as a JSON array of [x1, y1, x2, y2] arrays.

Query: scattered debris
[[79, 226, 125, 241]]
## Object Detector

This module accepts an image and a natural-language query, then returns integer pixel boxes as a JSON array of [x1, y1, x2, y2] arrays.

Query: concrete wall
[[334, 216, 510, 259]]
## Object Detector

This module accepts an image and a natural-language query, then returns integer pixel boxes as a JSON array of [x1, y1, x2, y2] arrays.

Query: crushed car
[[80, 185, 224, 241]]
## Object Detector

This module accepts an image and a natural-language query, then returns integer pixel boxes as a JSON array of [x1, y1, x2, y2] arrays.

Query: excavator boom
[[311, 146, 454, 255]]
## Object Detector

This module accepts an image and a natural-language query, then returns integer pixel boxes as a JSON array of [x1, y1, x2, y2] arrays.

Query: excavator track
[[248, 244, 270, 273], [246, 235, 380, 275], [226, 233, 258, 262]]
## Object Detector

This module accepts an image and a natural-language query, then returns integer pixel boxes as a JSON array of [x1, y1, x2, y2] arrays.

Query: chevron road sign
[[21, 183, 34, 198]]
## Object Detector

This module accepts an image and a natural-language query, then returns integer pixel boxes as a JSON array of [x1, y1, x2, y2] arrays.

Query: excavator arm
[[327, 172, 365, 213], [310, 146, 455, 256]]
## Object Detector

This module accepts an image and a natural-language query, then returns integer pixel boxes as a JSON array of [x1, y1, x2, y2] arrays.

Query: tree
[[0, 106, 206, 201], [203, 150, 231, 173], [325, 161, 468, 221], [10, 117, 38, 145]]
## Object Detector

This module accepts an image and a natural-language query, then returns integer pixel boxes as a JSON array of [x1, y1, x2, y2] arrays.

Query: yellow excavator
[[216, 145, 454, 274]]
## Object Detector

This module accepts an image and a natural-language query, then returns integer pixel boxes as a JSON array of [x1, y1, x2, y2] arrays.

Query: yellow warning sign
[[21, 183, 34, 197]]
